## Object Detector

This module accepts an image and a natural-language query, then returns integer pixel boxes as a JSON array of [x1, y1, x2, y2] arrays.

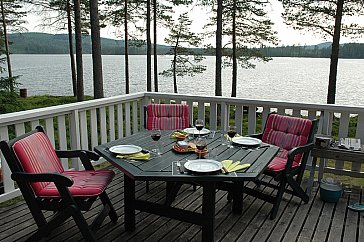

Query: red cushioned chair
[[243, 113, 317, 219], [0, 126, 117, 241], [144, 104, 190, 130]]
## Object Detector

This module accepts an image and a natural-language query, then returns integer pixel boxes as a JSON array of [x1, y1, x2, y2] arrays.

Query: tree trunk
[[1, 0, 13, 92], [231, 0, 237, 97], [90, 0, 104, 99], [327, 0, 344, 104], [74, 0, 84, 101], [146, 0, 152, 91], [215, 0, 223, 97], [153, 0, 158, 92], [67, 0, 77, 97], [124, 0, 129, 94], [173, 44, 178, 93]]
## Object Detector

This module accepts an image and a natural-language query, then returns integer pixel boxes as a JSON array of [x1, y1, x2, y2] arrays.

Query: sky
[[23, 0, 364, 47]]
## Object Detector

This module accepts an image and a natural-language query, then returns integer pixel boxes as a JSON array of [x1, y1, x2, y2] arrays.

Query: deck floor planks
[[327, 192, 350, 242], [280, 188, 316, 242], [343, 188, 361, 242], [297, 188, 325, 242], [1, 166, 364, 242], [311, 197, 335, 242]]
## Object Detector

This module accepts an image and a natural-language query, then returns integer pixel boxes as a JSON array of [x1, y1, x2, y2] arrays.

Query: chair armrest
[[287, 143, 314, 158], [11, 172, 74, 187], [55, 150, 98, 170], [285, 143, 314, 170], [249, 133, 263, 139]]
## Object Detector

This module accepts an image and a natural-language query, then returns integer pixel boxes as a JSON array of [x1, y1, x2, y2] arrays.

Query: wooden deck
[[1, 167, 363, 242]]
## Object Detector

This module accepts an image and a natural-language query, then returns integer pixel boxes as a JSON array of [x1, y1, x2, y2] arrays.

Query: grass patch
[[0, 195, 24, 208]]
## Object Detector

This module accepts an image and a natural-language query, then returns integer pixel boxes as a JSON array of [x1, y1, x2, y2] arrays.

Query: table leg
[[307, 156, 317, 196], [124, 174, 135, 231], [318, 157, 325, 182], [202, 182, 216, 242], [232, 181, 244, 214]]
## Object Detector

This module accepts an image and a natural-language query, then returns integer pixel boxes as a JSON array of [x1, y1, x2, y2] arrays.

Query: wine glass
[[150, 129, 161, 155], [195, 119, 204, 136], [195, 136, 207, 159], [227, 125, 237, 148]]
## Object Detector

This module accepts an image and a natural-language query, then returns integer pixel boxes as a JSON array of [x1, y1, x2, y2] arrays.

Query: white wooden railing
[[1, 92, 364, 202]]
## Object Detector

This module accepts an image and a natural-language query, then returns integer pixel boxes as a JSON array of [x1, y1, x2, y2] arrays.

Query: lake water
[[9, 54, 364, 106]]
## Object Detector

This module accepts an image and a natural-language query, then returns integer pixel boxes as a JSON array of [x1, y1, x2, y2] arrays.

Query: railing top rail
[[145, 92, 364, 113], [0, 92, 145, 125]]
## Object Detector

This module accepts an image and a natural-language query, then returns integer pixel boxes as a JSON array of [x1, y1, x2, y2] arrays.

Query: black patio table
[[94, 130, 279, 242]]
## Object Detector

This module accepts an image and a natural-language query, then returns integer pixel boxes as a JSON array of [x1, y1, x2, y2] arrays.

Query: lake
[[9, 54, 364, 106]]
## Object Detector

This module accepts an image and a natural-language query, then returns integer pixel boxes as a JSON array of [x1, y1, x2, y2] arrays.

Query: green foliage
[[281, 0, 364, 38], [0, 90, 23, 114]]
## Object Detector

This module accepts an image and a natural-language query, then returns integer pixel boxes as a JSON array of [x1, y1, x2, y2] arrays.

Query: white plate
[[232, 137, 262, 146], [184, 159, 222, 173], [109, 145, 142, 154], [183, 127, 210, 136]]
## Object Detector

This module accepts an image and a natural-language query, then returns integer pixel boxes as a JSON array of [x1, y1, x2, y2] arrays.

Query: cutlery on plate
[[176, 161, 184, 174]]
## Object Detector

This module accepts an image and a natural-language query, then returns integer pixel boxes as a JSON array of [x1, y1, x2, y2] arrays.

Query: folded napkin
[[225, 133, 241, 141], [170, 130, 188, 138], [116, 152, 150, 160], [221, 160, 250, 173]]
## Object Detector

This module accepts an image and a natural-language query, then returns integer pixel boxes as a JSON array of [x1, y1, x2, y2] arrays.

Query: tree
[[90, 0, 104, 98], [159, 13, 206, 93], [281, 0, 364, 104], [74, 0, 84, 101], [222, 0, 277, 97], [0, 0, 25, 93]]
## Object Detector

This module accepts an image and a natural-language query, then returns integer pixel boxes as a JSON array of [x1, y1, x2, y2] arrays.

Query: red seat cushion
[[262, 114, 313, 172], [146, 104, 190, 130], [37, 170, 115, 198]]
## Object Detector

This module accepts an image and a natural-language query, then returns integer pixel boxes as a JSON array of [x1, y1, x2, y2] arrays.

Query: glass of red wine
[[227, 125, 237, 148], [195, 136, 207, 159], [195, 119, 204, 136], [151, 129, 161, 155]]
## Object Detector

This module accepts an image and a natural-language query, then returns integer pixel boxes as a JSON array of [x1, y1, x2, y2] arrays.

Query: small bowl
[[195, 148, 208, 158]]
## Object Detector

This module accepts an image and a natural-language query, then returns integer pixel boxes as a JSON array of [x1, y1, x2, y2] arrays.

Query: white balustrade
[[1, 91, 364, 202]]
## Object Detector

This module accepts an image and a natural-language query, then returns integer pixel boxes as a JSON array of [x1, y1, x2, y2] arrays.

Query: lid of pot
[[320, 178, 342, 192]]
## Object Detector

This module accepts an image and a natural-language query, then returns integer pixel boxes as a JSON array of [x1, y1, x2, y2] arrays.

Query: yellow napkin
[[116, 152, 150, 160], [221, 160, 251, 173], [170, 130, 188, 138], [225, 133, 241, 141]]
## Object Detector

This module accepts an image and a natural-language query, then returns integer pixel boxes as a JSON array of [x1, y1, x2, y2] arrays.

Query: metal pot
[[320, 178, 343, 203]]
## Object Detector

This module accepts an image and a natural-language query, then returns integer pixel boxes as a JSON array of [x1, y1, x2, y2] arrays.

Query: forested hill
[[8, 32, 364, 58], [8, 32, 173, 55]]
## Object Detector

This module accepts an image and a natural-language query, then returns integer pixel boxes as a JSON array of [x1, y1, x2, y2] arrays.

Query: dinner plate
[[109, 145, 142, 154], [183, 127, 210, 136], [232, 137, 262, 146], [184, 159, 222, 173]]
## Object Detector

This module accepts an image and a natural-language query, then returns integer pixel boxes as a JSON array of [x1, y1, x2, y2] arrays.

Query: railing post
[[0, 127, 15, 193], [220, 102, 228, 131], [69, 110, 81, 170]]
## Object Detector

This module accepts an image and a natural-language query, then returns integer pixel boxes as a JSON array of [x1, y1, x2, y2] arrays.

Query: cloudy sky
[[24, 0, 364, 46]]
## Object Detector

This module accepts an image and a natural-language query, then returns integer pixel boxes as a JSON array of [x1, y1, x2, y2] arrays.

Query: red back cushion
[[262, 114, 313, 168], [146, 104, 190, 130], [12, 132, 64, 195]]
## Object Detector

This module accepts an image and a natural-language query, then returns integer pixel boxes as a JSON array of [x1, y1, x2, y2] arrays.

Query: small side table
[[308, 146, 364, 196]]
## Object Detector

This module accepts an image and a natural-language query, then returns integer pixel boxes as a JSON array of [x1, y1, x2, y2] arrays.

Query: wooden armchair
[[239, 113, 317, 219], [0, 126, 118, 241]]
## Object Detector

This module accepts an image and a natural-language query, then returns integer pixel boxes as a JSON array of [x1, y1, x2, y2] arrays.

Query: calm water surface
[[10, 54, 364, 106]]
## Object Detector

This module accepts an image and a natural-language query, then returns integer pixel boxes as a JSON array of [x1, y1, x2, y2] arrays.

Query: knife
[[176, 161, 184, 174]]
